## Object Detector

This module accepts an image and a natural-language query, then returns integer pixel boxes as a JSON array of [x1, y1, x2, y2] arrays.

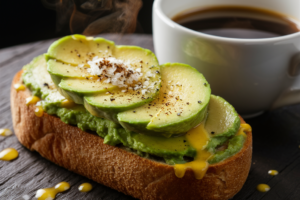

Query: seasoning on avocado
[[204, 83, 207, 86], [133, 111, 136, 113], [43, 83, 49, 88], [211, 132, 215, 134], [177, 113, 181, 116], [198, 101, 202, 104]]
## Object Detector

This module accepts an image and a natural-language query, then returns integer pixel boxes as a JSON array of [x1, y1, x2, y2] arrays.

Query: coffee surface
[[172, 6, 300, 39]]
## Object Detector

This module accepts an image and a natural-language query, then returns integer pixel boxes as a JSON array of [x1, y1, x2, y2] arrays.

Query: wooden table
[[0, 34, 299, 200]]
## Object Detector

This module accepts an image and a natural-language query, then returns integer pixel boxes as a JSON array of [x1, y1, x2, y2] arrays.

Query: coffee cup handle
[[271, 53, 300, 109]]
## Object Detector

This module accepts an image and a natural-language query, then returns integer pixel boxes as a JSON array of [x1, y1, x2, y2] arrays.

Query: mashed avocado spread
[[22, 55, 246, 165]]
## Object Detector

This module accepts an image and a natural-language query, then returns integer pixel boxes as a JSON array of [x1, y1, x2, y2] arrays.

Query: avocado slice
[[205, 95, 240, 138], [117, 92, 161, 133], [118, 63, 211, 137], [57, 78, 117, 104], [46, 34, 115, 65], [46, 34, 161, 119]]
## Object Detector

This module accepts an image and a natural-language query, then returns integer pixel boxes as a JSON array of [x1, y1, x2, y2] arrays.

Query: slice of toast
[[11, 70, 252, 200]]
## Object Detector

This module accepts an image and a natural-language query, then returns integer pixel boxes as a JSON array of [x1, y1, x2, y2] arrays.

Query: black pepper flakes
[[110, 98, 115, 101], [211, 132, 215, 134], [204, 83, 207, 86], [133, 111, 136, 113], [198, 101, 202, 104], [186, 102, 189, 105], [43, 83, 49, 88]]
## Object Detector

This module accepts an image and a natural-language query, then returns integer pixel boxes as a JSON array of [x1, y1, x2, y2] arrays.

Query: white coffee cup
[[153, 0, 300, 117]]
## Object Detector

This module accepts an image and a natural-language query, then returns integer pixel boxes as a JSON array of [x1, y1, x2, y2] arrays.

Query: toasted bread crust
[[11, 71, 252, 200]]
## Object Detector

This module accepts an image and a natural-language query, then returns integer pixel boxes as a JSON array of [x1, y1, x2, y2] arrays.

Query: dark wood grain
[[1, 34, 300, 200]]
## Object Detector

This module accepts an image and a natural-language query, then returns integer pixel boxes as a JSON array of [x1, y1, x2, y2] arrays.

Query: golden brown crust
[[11, 71, 252, 200]]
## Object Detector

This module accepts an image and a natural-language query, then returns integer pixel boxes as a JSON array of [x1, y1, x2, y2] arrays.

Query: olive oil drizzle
[[78, 183, 93, 192], [174, 123, 212, 179], [0, 148, 19, 161], [14, 83, 26, 91], [35, 106, 44, 117], [35, 182, 70, 200], [61, 99, 76, 108], [26, 96, 41, 105], [237, 123, 252, 137], [174, 122, 251, 179]]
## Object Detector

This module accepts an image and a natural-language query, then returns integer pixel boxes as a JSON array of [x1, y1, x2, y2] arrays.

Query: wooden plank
[[0, 34, 300, 200], [0, 41, 45, 65]]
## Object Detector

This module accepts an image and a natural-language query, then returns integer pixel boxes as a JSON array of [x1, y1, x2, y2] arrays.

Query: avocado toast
[[11, 35, 252, 200]]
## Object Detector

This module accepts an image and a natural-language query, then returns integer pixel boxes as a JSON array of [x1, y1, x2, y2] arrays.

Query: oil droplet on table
[[35, 182, 70, 200], [0, 148, 18, 161], [268, 170, 278, 176], [0, 128, 13, 136], [78, 183, 93, 192], [257, 184, 270, 192], [14, 83, 26, 91]]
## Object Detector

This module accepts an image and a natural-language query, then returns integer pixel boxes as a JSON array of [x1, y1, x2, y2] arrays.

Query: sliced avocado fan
[[46, 35, 161, 122], [24, 54, 244, 165], [118, 63, 211, 137]]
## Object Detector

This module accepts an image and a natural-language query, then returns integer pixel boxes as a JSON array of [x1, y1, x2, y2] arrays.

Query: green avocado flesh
[[205, 95, 240, 137], [118, 63, 211, 137], [46, 35, 161, 120], [23, 54, 246, 165]]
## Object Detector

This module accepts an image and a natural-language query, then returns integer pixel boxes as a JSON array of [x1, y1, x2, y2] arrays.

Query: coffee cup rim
[[154, 0, 300, 44]]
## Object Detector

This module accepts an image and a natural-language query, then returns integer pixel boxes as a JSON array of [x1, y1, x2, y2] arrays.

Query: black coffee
[[172, 6, 300, 39]]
